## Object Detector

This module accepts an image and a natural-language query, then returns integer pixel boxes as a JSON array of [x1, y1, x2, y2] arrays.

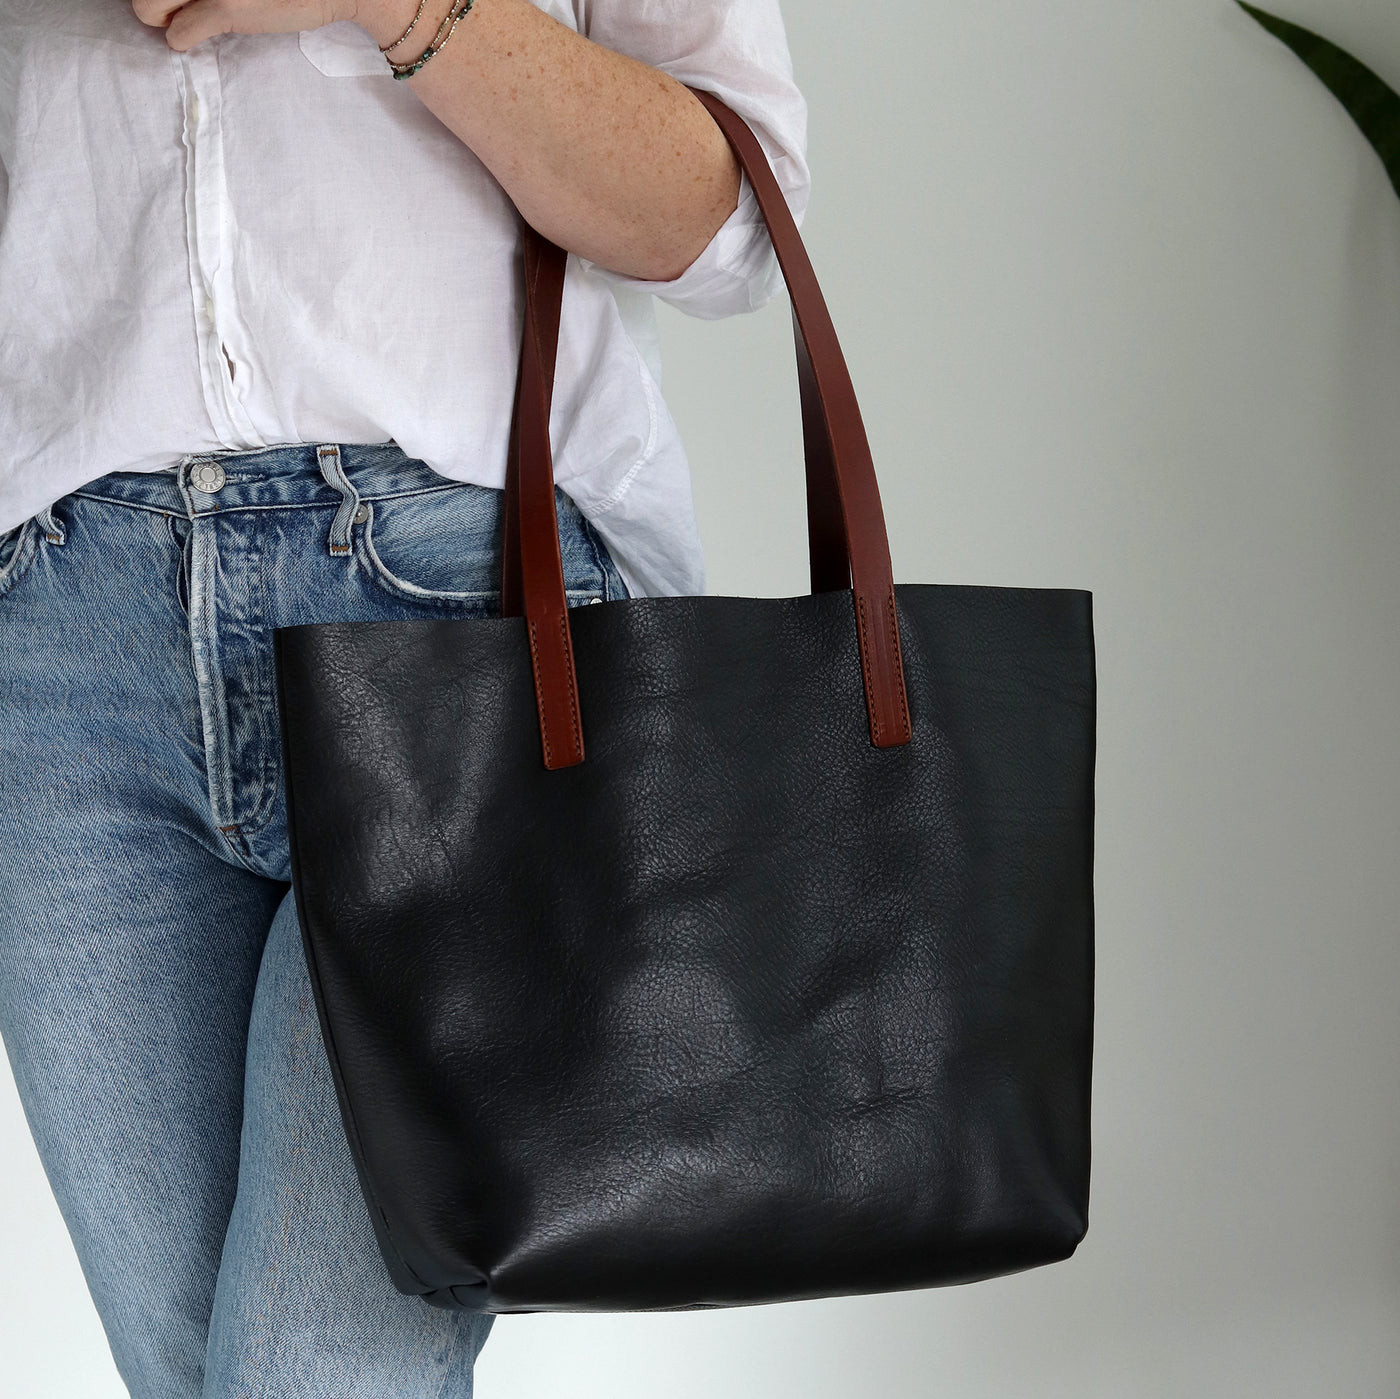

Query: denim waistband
[[68, 441, 498, 519]]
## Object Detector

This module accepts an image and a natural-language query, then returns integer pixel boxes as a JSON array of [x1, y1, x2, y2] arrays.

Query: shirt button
[[189, 96, 200, 123], [191, 461, 226, 494]]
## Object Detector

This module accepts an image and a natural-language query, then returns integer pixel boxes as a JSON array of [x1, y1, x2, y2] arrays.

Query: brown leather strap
[[502, 86, 912, 769]]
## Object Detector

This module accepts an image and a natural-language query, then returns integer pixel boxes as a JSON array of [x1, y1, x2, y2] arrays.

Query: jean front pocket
[[0, 516, 40, 602], [355, 482, 608, 613]]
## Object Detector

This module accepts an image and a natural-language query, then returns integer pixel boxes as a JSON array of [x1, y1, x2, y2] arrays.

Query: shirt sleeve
[[570, 0, 811, 321]]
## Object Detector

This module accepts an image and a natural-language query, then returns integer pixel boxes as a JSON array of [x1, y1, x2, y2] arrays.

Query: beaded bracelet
[[378, 0, 476, 80]]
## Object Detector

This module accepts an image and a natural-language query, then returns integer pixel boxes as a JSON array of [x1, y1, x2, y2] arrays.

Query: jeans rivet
[[191, 461, 226, 494], [353, 504, 369, 524]]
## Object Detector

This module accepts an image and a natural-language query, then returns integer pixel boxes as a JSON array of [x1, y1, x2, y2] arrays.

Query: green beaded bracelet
[[388, 0, 475, 80]]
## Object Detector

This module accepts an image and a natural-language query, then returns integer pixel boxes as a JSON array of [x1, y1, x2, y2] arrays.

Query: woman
[[0, 0, 809, 1392]]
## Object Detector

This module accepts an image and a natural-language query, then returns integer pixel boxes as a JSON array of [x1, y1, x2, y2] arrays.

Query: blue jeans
[[0, 442, 631, 1398]]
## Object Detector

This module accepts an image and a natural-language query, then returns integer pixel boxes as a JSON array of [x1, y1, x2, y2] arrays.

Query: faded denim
[[0, 441, 630, 1398]]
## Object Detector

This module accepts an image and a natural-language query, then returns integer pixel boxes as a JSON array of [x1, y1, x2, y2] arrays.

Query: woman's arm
[[144, 0, 749, 283], [354, 0, 743, 282]]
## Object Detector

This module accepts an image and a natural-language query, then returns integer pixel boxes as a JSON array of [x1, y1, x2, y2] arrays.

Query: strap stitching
[[526, 617, 552, 765], [886, 588, 911, 740], [854, 591, 880, 743]]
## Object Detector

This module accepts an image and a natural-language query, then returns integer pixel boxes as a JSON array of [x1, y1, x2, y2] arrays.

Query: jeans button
[[191, 461, 226, 494]]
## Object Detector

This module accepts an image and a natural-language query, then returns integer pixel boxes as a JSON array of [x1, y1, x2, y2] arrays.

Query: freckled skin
[[131, 0, 740, 282]]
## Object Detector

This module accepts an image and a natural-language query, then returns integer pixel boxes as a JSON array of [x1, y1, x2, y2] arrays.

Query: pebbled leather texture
[[273, 583, 1095, 1312], [271, 90, 1096, 1312]]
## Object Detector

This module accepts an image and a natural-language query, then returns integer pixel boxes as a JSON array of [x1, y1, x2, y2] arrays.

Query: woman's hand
[[132, 0, 360, 53]]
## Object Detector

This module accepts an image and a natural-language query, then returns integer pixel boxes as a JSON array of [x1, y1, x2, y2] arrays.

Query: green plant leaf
[[1236, 2, 1400, 200]]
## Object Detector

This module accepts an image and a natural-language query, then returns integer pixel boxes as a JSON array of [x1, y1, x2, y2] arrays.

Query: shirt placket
[[171, 42, 266, 448]]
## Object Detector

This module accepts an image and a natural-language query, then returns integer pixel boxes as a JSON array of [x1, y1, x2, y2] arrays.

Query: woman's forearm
[[353, 0, 743, 282]]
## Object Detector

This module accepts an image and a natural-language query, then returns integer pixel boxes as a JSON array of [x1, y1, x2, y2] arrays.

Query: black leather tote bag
[[272, 88, 1096, 1314]]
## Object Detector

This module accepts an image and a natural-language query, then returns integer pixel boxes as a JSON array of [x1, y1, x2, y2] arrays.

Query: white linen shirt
[[0, 0, 810, 598]]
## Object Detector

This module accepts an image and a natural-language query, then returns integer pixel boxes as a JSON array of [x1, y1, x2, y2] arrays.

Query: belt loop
[[316, 445, 360, 557], [38, 503, 65, 546], [175, 454, 204, 521]]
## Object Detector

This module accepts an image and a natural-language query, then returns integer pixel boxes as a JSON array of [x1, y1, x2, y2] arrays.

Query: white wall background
[[5, 0, 1400, 1394]]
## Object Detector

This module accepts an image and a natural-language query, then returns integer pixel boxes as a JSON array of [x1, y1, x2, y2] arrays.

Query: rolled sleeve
[[571, 0, 811, 321]]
